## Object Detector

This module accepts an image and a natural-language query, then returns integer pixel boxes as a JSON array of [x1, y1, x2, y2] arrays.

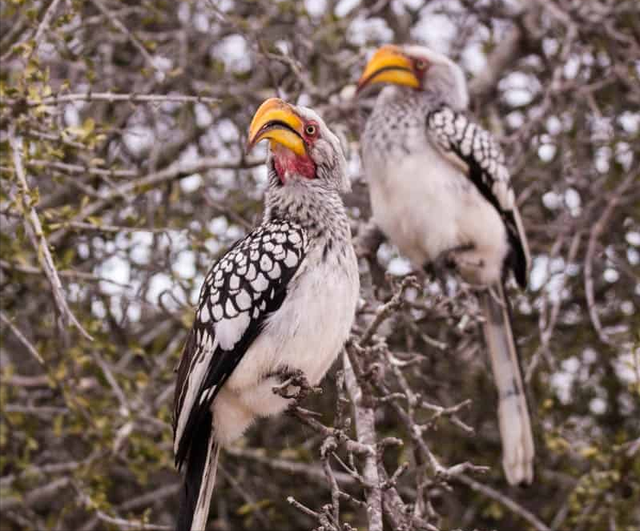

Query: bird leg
[[271, 368, 322, 406]]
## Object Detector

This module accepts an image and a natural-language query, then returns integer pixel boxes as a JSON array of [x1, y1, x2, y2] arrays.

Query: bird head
[[247, 98, 349, 192], [357, 44, 469, 110]]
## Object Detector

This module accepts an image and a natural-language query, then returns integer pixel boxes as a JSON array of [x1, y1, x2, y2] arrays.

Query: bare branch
[[13, 92, 221, 107], [48, 157, 262, 245], [584, 172, 636, 345], [360, 275, 419, 345], [7, 124, 93, 341], [0, 0, 64, 62], [342, 350, 383, 531], [88, 0, 165, 76]]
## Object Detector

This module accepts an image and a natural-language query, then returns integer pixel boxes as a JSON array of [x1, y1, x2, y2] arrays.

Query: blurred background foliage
[[0, 0, 639, 530]]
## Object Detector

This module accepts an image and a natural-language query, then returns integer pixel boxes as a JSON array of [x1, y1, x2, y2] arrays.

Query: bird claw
[[423, 244, 471, 290], [426, 244, 487, 290], [272, 368, 322, 405]]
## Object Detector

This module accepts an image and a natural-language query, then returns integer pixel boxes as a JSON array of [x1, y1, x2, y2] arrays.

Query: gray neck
[[263, 166, 350, 244], [377, 85, 441, 112], [364, 87, 437, 157]]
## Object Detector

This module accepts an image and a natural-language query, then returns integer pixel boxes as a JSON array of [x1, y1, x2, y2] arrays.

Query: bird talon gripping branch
[[272, 368, 323, 402], [173, 98, 359, 531]]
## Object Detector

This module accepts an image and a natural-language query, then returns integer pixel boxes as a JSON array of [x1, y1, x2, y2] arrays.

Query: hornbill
[[173, 98, 359, 530], [357, 44, 534, 486]]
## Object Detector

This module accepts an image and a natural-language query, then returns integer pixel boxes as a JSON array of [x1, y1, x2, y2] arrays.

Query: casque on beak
[[247, 98, 306, 156], [357, 45, 420, 93]]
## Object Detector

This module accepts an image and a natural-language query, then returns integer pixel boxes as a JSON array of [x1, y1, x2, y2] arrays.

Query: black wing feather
[[426, 106, 528, 287]]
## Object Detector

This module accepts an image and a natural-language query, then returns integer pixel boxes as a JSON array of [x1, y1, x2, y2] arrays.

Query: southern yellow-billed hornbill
[[358, 44, 534, 486], [173, 98, 359, 530]]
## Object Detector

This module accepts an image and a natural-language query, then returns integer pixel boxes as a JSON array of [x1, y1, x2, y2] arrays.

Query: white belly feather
[[213, 246, 358, 445], [366, 143, 508, 285]]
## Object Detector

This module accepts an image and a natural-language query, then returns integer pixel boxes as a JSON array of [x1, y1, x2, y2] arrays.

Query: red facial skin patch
[[272, 143, 316, 183]]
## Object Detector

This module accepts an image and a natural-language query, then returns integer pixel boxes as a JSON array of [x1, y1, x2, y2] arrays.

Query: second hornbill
[[358, 44, 534, 486]]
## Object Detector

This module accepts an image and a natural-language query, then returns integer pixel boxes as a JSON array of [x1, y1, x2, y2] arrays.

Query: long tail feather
[[176, 411, 219, 531], [479, 282, 535, 485]]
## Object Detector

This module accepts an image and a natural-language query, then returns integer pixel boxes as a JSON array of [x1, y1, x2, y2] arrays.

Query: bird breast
[[366, 143, 464, 264], [365, 140, 508, 280], [223, 237, 359, 411]]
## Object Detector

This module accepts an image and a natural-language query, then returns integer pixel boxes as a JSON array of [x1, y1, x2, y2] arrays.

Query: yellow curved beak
[[247, 98, 306, 156], [357, 45, 419, 92]]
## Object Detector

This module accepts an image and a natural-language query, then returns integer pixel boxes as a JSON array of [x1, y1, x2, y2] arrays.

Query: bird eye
[[415, 59, 427, 70], [305, 124, 317, 136]]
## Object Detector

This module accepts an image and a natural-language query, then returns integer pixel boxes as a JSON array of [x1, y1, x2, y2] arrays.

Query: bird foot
[[434, 243, 479, 272], [272, 368, 322, 406], [424, 244, 477, 290]]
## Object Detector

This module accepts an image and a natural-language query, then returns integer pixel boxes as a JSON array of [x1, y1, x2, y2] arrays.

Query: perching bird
[[173, 98, 359, 530], [357, 44, 534, 485]]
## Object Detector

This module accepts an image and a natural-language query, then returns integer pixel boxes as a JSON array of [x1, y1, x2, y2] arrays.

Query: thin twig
[[8, 124, 93, 341], [225, 447, 357, 486], [27, 159, 137, 178], [360, 275, 419, 345], [48, 157, 262, 245], [0, 311, 45, 365], [0, 451, 102, 489], [0, 477, 71, 512], [584, 172, 635, 345], [94, 511, 170, 531], [13, 92, 221, 107], [74, 480, 170, 531], [89, 349, 131, 417], [457, 473, 552, 531], [0, 0, 64, 63], [29, 0, 64, 59], [88, 0, 164, 75], [0, 259, 128, 286]]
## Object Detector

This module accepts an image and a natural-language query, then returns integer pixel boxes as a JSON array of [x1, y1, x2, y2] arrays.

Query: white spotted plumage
[[427, 107, 519, 223]]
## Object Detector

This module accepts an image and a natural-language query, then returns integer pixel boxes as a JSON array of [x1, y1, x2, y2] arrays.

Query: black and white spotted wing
[[426, 106, 530, 286], [173, 219, 308, 468]]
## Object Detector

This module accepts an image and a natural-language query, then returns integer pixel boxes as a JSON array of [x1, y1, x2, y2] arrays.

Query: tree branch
[[0, 310, 45, 365], [584, 172, 636, 345], [342, 350, 383, 531], [8, 124, 93, 341], [457, 473, 552, 531]]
